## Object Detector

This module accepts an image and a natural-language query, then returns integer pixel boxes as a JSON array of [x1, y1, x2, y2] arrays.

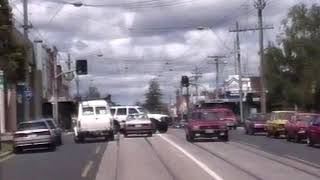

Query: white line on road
[[81, 161, 94, 178], [285, 155, 320, 168], [158, 134, 224, 180], [0, 154, 14, 163], [95, 145, 101, 154], [238, 142, 260, 149]]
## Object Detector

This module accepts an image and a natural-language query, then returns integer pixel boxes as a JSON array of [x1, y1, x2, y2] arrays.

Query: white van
[[111, 106, 169, 133], [74, 100, 114, 143]]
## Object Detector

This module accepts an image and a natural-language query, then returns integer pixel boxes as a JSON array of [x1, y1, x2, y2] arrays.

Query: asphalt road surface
[[1, 128, 320, 180]]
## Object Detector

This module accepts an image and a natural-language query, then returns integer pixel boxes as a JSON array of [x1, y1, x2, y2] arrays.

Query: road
[[1, 128, 319, 180]]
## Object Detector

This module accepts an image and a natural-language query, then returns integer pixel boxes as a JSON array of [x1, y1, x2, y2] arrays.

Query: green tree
[[264, 3, 320, 111], [144, 79, 164, 113], [85, 86, 101, 99], [0, 0, 26, 83]]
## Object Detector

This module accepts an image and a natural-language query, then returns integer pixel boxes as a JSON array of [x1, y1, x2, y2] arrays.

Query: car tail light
[[14, 133, 28, 138], [35, 131, 51, 136]]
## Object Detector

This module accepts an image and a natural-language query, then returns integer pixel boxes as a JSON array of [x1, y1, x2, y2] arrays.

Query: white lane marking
[[0, 154, 14, 163], [238, 142, 260, 149], [81, 161, 94, 178], [158, 134, 224, 180], [95, 145, 101, 154], [285, 155, 320, 168]]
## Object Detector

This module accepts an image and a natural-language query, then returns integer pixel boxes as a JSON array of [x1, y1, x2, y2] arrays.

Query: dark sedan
[[244, 113, 267, 135]]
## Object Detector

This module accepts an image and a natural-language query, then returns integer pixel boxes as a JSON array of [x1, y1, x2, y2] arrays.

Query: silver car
[[13, 120, 56, 153], [44, 119, 63, 145], [124, 114, 154, 137]]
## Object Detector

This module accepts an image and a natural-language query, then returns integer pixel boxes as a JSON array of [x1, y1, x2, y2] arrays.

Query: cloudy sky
[[9, 0, 319, 105]]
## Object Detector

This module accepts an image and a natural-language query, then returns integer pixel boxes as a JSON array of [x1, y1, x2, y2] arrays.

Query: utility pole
[[0, 70, 5, 150], [230, 22, 244, 123], [23, 0, 30, 122], [255, 0, 267, 114], [53, 47, 59, 125], [228, 0, 272, 114], [191, 66, 202, 103], [208, 56, 226, 100], [67, 53, 71, 71]]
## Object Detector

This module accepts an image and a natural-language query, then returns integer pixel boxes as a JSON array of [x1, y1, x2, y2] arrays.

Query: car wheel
[[274, 132, 280, 139], [233, 126, 237, 130], [248, 128, 255, 135], [294, 134, 301, 143], [109, 133, 115, 141], [189, 133, 195, 142], [124, 133, 128, 138], [13, 147, 22, 154], [245, 128, 248, 134], [220, 135, 229, 142], [307, 137, 314, 147], [58, 136, 63, 145], [148, 133, 153, 137], [49, 143, 56, 151], [286, 133, 291, 142], [266, 130, 271, 137]]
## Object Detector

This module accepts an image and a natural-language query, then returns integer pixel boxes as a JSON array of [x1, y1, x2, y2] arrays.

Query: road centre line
[[158, 134, 224, 180], [237, 142, 260, 149], [81, 161, 94, 178], [0, 154, 14, 163], [285, 155, 320, 169], [95, 145, 101, 154]]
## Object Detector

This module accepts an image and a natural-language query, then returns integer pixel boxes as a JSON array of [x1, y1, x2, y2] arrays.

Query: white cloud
[[9, 0, 316, 104]]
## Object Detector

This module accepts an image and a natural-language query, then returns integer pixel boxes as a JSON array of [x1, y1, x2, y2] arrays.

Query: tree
[[85, 86, 101, 99], [144, 79, 164, 113], [0, 0, 26, 83], [264, 3, 320, 111]]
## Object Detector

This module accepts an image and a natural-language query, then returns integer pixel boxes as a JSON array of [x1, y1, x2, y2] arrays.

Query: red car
[[244, 113, 267, 135], [185, 109, 229, 142], [285, 113, 320, 143], [202, 108, 237, 129], [306, 117, 320, 146]]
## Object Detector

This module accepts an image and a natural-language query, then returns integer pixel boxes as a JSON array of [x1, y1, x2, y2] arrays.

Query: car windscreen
[[299, 115, 320, 122], [127, 114, 149, 121], [278, 112, 295, 120], [201, 112, 224, 121], [251, 114, 266, 121], [18, 122, 47, 130], [82, 107, 94, 115], [96, 106, 109, 115], [46, 120, 56, 129]]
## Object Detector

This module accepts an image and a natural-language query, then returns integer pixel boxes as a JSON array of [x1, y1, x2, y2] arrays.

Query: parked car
[[44, 118, 63, 145], [74, 100, 115, 143], [13, 120, 56, 153], [244, 113, 267, 135], [185, 109, 229, 142], [285, 113, 320, 143], [123, 114, 154, 137], [306, 117, 320, 146], [266, 111, 295, 138], [111, 106, 169, 133]]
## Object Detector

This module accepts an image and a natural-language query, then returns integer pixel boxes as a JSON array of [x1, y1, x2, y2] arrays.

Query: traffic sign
[[23, 86, 32, 101]]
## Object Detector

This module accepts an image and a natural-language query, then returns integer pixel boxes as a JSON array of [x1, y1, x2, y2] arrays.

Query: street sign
[[23, 86, 32, 101]]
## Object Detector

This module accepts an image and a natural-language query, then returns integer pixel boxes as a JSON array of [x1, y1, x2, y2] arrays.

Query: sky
[[9, 0, 319, 105]]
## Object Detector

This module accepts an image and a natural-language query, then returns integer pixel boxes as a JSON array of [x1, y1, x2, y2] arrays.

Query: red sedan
[[185, 110, 229, 142], [285, 113, 320, 143], [306, 117, 320, 146]]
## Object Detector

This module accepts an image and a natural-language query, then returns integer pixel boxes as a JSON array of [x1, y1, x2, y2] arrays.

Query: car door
[[287, 116, 295, 135], [310, 119, 320, 142], [116, 108, 128, 122], [95, 106, 112, 130]]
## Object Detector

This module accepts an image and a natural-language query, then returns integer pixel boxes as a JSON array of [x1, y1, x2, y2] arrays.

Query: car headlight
[[192, 126, 200, 130]]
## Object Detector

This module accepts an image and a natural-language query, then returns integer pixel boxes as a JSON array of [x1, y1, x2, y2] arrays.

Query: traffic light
[[181, 76, 189, 87], [76, 60, 87, 75]]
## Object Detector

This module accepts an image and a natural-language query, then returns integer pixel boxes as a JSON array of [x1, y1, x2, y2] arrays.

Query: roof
[[272, 111, 295, 113], [80, 100, 108, 106], [111, 106, 141, 109]]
